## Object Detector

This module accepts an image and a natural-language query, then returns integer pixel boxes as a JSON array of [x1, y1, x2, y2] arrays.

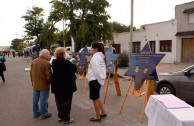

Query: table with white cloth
[[145, 94, 194, 126]]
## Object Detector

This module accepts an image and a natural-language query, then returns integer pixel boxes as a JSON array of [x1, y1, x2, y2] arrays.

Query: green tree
[[21, 6, 44, 45], [138, 25, 146, 31], [10, 38, 23, 51], [38, 21, 58, 49], [50, 0, 112, 51], [111, 22, 128, 33], [111, 22, 137, 33], [17, 43, 27, 51]]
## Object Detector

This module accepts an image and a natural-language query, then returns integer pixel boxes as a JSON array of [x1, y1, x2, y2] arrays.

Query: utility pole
[[62, 11, 65, 47], [129, 0, 134, 55]]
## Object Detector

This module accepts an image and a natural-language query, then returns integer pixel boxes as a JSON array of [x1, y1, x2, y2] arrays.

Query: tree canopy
[[10, 38, 23, 51], [19, 1, 146, 51], [50, 0, 113, 51], [21, 6, 44, 45]]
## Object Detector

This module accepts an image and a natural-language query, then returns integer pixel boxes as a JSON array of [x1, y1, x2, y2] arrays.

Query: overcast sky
[[0, 0, 193, 46]]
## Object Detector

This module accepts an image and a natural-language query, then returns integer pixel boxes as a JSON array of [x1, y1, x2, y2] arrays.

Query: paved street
[[0, 57, 149, 126], [0, 57, 192, 126]]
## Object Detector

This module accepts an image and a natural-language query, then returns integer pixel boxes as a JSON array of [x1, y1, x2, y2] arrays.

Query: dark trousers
[[0, 71, 5, 82], [54, 93, 73, 121]]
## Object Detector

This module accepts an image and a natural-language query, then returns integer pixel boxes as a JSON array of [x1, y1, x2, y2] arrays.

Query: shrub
[[117, 52, 129, 68]]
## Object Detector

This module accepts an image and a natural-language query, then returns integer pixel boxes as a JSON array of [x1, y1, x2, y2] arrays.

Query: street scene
[[0, 56, 192, 126], [1, 0, 194, 126], [0, 57, 147, 126]]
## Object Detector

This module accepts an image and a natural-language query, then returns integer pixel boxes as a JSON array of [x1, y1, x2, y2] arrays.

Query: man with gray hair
[[30, 49, 52, 119]]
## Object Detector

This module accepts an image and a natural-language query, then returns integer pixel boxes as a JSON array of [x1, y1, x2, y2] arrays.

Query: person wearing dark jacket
[[0, 51, 6, 83], [51, 47, 77, 124]]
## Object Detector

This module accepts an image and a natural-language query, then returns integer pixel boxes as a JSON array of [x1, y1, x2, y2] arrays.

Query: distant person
[[0, 51, 6, 83], [86, 43, 107, 122], [12, 51, 15, 57], [30, 49, 52, 119], [27, 52, 29, 57], [18, 52, 21, 57], [32, 51, 38, 61], [51, 47, 77, 124]]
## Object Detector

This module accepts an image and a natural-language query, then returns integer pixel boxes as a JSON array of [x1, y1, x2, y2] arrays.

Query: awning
[[175, 31, 194, 36], [183, 8, 194, 13]]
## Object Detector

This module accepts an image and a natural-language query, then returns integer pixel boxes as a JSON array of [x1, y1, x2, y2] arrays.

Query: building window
[[159, 40, 172, 52], [149, 41, 155, 53], [132, 42, 140, 53], [189, 13, 194, 23]]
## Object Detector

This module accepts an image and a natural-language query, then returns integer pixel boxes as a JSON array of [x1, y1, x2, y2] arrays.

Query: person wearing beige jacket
[[30, 49, 52, 119]]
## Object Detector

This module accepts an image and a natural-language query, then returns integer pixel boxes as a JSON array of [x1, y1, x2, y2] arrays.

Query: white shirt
[[86, 52, 106, 85]]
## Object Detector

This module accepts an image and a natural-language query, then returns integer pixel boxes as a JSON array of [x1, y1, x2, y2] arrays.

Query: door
[[182, 38, 194, 63]]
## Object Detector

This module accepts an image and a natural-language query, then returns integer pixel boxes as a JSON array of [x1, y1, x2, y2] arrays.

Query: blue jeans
[[33, 90, 49, 116]]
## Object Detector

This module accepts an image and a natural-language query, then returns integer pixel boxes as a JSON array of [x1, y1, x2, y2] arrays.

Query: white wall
[[114, 20, 177, 63]]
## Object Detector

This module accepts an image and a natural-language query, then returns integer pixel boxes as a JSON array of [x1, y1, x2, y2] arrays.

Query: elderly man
[[30, 49, 52, 119]]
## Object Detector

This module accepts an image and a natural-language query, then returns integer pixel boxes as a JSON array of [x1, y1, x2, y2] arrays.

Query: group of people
[[30, 42, 107, 124]]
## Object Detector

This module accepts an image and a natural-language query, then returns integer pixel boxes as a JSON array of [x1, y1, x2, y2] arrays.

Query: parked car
[[154, 65, 194, 103], [50, 44, 60, 53], [104, 46, 116, 54], [65, 46, 72, 55], [78, 46, 116, 54], [78, 47, 91, 53]]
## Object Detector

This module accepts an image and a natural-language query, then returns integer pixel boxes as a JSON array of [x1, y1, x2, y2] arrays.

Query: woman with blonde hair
[[51, 47, 77, 124]]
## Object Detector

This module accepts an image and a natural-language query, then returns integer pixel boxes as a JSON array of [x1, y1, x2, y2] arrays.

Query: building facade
[[0, 46, 10, 51], [114, 20, 177, 63], [113, 1, 194, 63], [175, 1, 194, 63]]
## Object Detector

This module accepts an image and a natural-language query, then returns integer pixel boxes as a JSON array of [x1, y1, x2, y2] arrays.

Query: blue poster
[[105, 47, 119, 74], [75, 47, 91, 75], [124, 42, 165, 89], [141, 42, 152, 54], [141, 42, 158, 81]]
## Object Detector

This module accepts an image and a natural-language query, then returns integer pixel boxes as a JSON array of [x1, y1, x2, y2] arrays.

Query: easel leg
[[140, 80, 154, 122], [140, 92, 148, 123], [119, 77, 133, 113], [103, 74, 111, 104], [114, 63, 121, 96], [84, 77, 87, 95]]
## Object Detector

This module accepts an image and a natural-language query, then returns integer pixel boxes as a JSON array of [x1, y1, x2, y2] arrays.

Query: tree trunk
[[69, 0, 78, 52]]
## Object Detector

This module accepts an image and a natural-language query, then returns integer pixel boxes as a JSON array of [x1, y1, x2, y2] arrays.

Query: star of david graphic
[[105, 47, 119, 74], [124, 42, 165, 90], [141, 42, 159, 81], [76, 47, 91, 75]]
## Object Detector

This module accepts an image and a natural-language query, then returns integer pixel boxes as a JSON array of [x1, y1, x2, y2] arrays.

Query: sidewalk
[[117, 63, 193, 79]]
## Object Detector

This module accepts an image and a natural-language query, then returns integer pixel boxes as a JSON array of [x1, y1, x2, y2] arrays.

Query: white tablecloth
[[145, 94, 194, 126]]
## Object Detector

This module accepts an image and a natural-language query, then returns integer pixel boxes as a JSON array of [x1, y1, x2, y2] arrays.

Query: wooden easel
[[77, 69, 88, 95], [103, 62, 121, 104], [119, 78, 154, 122]]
